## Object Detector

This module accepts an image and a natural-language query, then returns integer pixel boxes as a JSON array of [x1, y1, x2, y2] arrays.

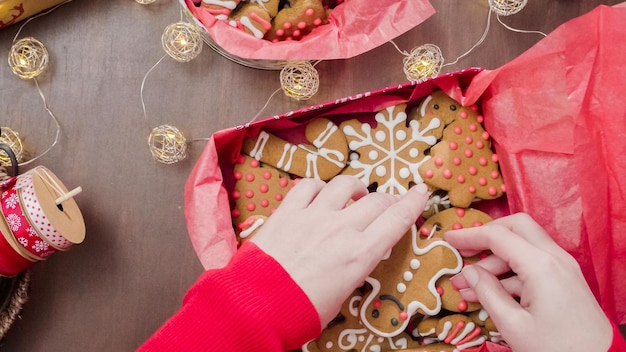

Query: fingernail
[[462, 265, 479, 287], [413, 183, 428, 195]]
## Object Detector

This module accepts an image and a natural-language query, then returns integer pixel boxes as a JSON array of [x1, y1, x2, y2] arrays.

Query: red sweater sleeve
[[608, 321, 626, 352], [138, 241, 321, 351]]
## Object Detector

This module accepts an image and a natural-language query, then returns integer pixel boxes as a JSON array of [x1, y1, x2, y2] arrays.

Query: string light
[[280, 61, 319, 101], [0, 127, 24, 167], [8, 37, 49, 80], [161, 21, 204, 63], [402, 44, 444, 82], [488, 0, 527, 16], [136, 0, 157, 4], [147, 125, 188, 164]]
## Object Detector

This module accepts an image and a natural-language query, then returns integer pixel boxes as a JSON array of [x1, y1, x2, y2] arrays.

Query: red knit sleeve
[[138, 241, 321, 351], [608, 321, 626, 352]]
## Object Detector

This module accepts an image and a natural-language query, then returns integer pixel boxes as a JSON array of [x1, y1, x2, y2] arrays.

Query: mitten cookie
[[340, 103, 441, 195], [201, 0, 241, 20], [418, 104, 505, 208], [265, 0, 327, 41], [303, 290, 421, 352], [359, 225, 462, 337], [230, 154, 296, 236], [228, 2, 273, 39], [241, 118, 348, 180]]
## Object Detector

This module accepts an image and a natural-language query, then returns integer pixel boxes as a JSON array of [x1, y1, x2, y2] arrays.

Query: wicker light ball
[[161, 22, 204, 63], [280, 61, 319, 101], [403, 44, 444, 82], [0, 127, 24, 167], [148, 125, 187, 164], [488, 0, 528, 16], [8, 37, 49, 80]]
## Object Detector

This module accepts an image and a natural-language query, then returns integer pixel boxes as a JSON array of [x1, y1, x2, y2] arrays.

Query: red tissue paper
[[181, 0, 435, 60], [184, 3, 626, 330]]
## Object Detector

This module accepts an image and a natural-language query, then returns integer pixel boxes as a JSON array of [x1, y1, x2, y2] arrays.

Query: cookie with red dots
[[264, 0, 327, 42], [409, 90, 464, 141], [418, 101, 505, 208], [417, 207, 492, 313], [241, 117, 348, 181], [230, 154, 296, 238], [414, 314, 487, 350]]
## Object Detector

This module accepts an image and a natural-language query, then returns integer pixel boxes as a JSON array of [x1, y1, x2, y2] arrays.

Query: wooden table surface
[[0, 0, 622, 350]]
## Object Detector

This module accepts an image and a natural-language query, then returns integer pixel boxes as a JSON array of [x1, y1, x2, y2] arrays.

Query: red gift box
[[184, 4, 626, 349]]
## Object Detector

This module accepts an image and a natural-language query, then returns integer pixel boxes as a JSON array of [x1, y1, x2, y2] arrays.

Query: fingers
[[308, 175, 369, 210], [451, 254, 512, 288], [361, 184, 429, 258], [485, 213, 564, 255], [278, 178, 325, 209], [455, 275, 523, 301]]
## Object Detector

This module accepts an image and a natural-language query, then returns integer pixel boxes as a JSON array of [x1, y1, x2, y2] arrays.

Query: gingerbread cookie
[[340, 103, 441, 195], [201, 0, 241, 20], [394, 343, 456, 352], [359, 225, 463, 337], [241, 118, 348, 180], [414, 314, 486, 351], [409, 91, 463, 141], [418, 102, 505, 208], [230, 154, 296, 237], [265, 0, 327, 41], [228, 2, 274, 39], [303, 290, 421, 352], [469, 309, 503, 344], [236, 215, 267, 242]]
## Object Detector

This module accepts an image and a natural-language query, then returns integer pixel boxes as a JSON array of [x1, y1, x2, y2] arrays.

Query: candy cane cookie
[[201, 0, 241, 20], [414, 314, 487, 351], [228, 2, 274, 39], [241, 118, 348, 181]]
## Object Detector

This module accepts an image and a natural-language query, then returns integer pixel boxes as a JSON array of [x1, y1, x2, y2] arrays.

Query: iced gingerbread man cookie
[[241, 118, 348, 181], [359, 225, 462, 338], [409, 90, 464, 141], [340, 103, 442, 195], [230, 154, 296, 238], [418, 101, 505, 208], [303, 290, 421, 352]]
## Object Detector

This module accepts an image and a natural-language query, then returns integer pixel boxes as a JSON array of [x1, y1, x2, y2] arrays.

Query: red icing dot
[[482, 131, 490, 140], [453, 157, 461, 166], [313, 18, 322, 26], [434, 157, 444, 167], [399, 312, 409, 321], [478, 177, 487, 186], [260, 199, 269, 208], [475, 141, 484, 149], [464, 149, 473, 158], [283, 22, 292, 29], [454, 126, 462, 135], [279, 177, 289, 187], [457, 175, 465, 184], [465, 136, 473, 144], [501, 184, 507, 192], [246, 202, 256, 211], [275, 194, 283, 201], [449, 141, 458, 150], [425, 169, 434, 178], [236, 155, 245, 164], [245, 190, 254, 198], [459, 111, 468, 119], [374, 300, 382, 309], [471, 105, 478, 112], [249, 159, 259, 168], [452, 222, 463, 230], [234, 171, 243, 180], [436, 286, 444, 296], [458, 300, 468, 312], [477, 115, 484, 123], [232, 191, 241, 200], [443, 169, 452, 179], [259, 184, 269, 193], [276, 29, 285, 37], [490, 171, 500, 179], [292, 29, 301, 37], [456, 208, 465, 217], [492, 154, 499, 163], [305, 8, 314, 16], [469, 123, 477, 132], [263, 171, 272, 180], [473, 221, 484, 227], [297, 21, 306, 29], [488, 186, 497, 196], [245, 173, 255, 182], [469, 186, 476, 193], [420, 227, 430, 237], [479, 157, 488, 166]]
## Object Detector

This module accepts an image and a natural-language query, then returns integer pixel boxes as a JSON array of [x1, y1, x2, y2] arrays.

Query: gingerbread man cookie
[[303, 290, 422, 352], [340, 103, 442, 195], [409, 91, 464, 141], [418, 102, 505, 208], [241, 118, 348, 180], [359, 225, 462, 338], [230, 154, 296, 237]]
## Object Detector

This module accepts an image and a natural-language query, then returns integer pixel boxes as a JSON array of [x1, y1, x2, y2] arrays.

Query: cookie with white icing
[[201, 0, 241, 20], [414, 314, 487, 351]]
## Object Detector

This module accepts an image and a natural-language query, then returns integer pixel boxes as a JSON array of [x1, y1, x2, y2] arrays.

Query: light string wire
[[496, 14, 547, 37], [10, 0, 73, 167]]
